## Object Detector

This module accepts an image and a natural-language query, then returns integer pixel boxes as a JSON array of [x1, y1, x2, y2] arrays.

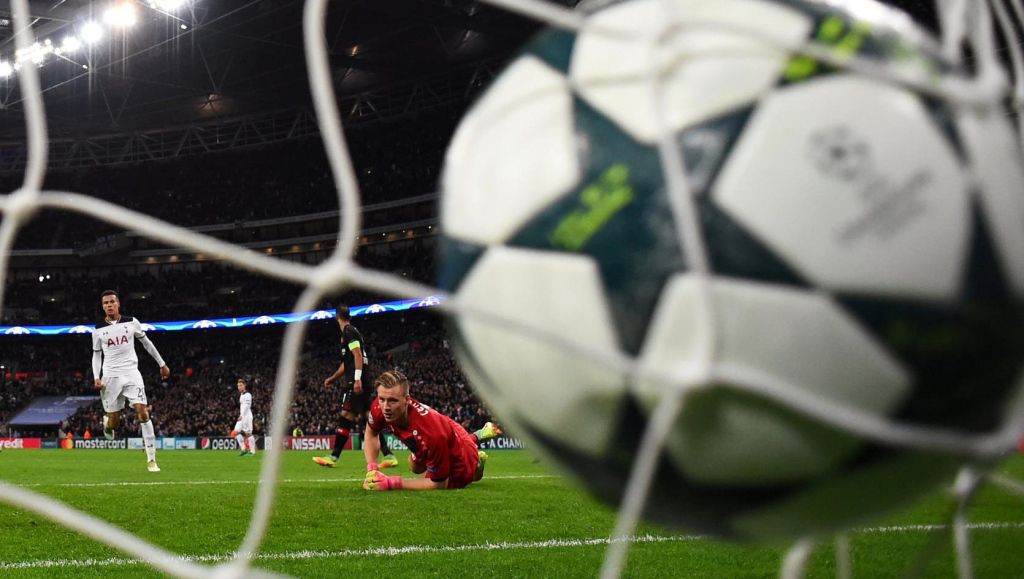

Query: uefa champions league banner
[[0, 295, 445, 336], [370, 434, 525, 452], [477, 436, 527, 450]]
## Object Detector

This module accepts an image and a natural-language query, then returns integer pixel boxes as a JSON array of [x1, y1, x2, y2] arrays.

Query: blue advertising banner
[[0, 296, 445, 336], [7, 396, 101, 425]]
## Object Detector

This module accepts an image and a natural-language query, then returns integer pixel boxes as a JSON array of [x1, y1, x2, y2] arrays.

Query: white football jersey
[[92, 316, 147, 377], [239, 391, 253, 419]]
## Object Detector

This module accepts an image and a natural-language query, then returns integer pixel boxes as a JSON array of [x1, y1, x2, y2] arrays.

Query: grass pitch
[[0, 449, 1021, 578]]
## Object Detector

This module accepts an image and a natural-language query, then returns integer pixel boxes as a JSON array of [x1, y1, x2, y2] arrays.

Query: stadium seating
[[2, 311, 492, 438], [0, 119, 490, 439], [3, 110, 457, 250], [3, 238, 437, 324]]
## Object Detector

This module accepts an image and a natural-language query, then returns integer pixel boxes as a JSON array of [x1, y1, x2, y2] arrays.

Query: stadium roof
[[0, 0, 548, 139]]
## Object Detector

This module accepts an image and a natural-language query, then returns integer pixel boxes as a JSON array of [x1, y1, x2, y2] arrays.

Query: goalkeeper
[[362, 370, 502, 491]]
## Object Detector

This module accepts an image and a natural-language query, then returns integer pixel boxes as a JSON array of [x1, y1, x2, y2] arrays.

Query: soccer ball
[[439, 0, 1024, 540]]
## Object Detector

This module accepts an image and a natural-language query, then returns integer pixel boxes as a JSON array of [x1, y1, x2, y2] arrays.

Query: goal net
[[0, 1, 1021, 578]]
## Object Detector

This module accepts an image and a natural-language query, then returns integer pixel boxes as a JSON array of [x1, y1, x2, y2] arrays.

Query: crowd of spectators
[[3, 236, 439, 325], [2, 311, 493, 438], [0, 105, 479, 439], [3, 108, 459, 250]]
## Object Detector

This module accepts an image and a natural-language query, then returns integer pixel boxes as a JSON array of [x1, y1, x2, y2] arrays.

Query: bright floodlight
[[29, 42, 44, 65], [0, 62, 12, 78], [61, 36, 81, 54], [150, 0, 187, 11], [104, 2, 138, 28], [81, 21, 103, 44]]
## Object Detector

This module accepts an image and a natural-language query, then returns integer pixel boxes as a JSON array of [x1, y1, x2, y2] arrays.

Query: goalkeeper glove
[[363, 470, 403, 491], [364, 463, 381, 486]]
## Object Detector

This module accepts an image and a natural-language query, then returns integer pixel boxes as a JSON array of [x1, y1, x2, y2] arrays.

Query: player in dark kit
[[313, 304, 398, 469], [362, 370, 503, 491]]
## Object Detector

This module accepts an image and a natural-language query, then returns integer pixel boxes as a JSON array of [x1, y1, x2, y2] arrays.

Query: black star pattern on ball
[[837, 202, 1024, 432], [504, 96, 685, 356], [515, 393, 806, 539]]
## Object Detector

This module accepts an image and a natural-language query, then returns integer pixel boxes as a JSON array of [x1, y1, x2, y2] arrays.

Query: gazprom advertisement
[[0, 295, 445, 336]]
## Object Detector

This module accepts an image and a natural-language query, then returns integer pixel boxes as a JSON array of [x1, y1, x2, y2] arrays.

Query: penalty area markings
[[1, 523, 1023, 570]]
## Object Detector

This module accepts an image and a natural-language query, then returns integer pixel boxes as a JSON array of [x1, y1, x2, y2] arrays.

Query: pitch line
[[1, 523, 1023, 571], [13, 474, 555, 489]]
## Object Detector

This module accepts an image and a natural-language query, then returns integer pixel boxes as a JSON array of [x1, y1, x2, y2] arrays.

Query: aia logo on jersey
[[107, 335, 129, 347]]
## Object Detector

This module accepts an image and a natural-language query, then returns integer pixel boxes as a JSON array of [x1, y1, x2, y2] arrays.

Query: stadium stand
[[1, 114, 487, 440], [3, 110, 457, 250], [3, 237, 437, 324], [2, 308, 491, 438]]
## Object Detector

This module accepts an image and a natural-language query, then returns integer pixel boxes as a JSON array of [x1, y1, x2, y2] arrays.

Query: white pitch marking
[[1, 524, 1022, 570], [854, 522, 1024, 534], [12, 474, 556, 489]]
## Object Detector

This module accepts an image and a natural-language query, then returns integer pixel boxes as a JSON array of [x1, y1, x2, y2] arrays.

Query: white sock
[[235, 434, 246, 450], [247, 436, 256, 455], [103, 415, 109, 431], [140, 420, 156, 462]]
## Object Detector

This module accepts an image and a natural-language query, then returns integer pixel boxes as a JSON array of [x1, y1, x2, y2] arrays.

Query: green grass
[[0, 449, 1021, 578]]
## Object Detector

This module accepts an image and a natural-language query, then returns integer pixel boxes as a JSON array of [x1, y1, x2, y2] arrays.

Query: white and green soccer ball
[[440, 0, 1024, 540]]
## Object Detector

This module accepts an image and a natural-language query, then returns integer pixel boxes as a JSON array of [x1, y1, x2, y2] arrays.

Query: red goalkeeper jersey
[[368, 396, 479, 488]]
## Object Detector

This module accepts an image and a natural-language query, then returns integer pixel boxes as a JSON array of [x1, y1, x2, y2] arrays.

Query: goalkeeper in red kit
[[362, 370, 502, 491]]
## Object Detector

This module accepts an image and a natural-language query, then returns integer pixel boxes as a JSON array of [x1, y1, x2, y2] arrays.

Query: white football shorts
[[234, 416, 254, 433], [100, 371, 148, 412]]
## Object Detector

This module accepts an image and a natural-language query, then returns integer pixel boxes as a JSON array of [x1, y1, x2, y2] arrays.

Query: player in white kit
[[230, 378, 256, 456], [92, 290, 171, 472]]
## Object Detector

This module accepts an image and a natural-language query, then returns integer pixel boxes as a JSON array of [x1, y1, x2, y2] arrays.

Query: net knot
[[3, 188, 40, 225]]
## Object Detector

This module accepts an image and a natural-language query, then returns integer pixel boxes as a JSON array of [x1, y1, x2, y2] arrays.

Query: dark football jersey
[[340, 324, 369, 382]]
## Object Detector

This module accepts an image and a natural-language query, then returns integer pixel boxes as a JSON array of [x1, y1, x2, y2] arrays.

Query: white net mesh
[[0, 0, 1021, 578]]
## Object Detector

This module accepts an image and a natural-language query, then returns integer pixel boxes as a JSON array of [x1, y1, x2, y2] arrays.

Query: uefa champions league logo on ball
[[310, 310, 334, 320], [252, 316, 277, 325], [808, 125, 872, 182], [67, 325, 93, 334], [4, 326, 31, 335], [365, 304, 388, 314], [191, 320, 218, 329]]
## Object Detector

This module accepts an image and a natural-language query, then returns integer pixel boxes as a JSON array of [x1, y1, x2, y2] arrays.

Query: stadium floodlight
[[104, 2, 138, 28], [0, 61, 12, 78], [149, 0, 188, 11], [61, 36, 81, 54], [80, 21, 103, 44], [29, 43, 44, 65]]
